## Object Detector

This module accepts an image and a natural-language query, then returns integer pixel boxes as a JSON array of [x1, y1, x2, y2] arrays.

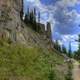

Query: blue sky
[[24, 0, 80, 52]]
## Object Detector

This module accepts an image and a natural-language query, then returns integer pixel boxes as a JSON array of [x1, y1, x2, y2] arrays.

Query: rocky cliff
[[0, 0, 23, 42], [0, 0, 52, 46]]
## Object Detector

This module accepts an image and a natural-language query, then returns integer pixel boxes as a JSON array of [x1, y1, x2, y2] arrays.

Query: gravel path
[[72, 60, 80, 80]]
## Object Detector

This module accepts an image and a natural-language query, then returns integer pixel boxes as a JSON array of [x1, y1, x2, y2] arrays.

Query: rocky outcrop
[[0, 0, 23, 42], [0, 0, 52, 46]]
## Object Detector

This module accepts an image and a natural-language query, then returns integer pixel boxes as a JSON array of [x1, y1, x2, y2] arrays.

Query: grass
[[0, 40, 66, 80], [65, 62, 73, 80]]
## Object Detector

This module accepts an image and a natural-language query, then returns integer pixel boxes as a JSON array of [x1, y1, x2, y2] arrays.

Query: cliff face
[[0, 0, 23, 42], [0, 0, 52, 43], [0, 0, 22, 25]]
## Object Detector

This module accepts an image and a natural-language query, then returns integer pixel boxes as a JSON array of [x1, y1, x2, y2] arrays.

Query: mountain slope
[[0, 0, 68, 80], [0, 21, 68, 80], [0, 39, 68, 80]]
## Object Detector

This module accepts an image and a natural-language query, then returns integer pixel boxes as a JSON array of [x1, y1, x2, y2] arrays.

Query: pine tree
[[33, 8, 36, 23], [38, 11, 40, 23], [20, 0, 24, 20], [29, 10, 34, 24], [27, 7, 30, 21], [24, 7, 41, 32], [78, 34, 80, 50], [24, 14, 28, 24], [37, 11, 40, 32], [68, 42, 72, 58], [54, 40, 61, 52], [33, 8, 37, 31], [74, 34, 80, 60], [24, 7, 30, 24], [62, 44, 67, 54], [46, 22, 51, 39]]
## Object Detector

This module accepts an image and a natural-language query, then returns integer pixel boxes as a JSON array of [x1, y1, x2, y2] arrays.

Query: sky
[[23, 0, 80, 52]]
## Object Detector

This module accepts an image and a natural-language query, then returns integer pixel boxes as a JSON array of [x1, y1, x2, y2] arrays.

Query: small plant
[[65, 70, 73, 80], [65, 63, 73, 80], [48, 63, 57, 80], [48, 70, 56, 80]]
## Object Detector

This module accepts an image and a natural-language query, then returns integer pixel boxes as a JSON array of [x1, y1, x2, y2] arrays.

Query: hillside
[[0, 21, 69, 80], [0, 38, 68, 80], [0, 0, 69, 80]]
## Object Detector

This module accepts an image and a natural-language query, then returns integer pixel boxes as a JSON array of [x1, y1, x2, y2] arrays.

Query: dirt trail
[[72, 60, 80, 80]]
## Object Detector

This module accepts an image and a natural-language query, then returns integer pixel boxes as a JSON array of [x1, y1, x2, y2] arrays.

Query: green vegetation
[[65, 63, 73, 80], [54, 40, 62, 53], [62, 44, 67, 54], [24, 8, 38, 31], [24, 7, 46, 33], [0, 39, 66, 80], [54, 40, 73, 58], [74, 34, 80, 60]]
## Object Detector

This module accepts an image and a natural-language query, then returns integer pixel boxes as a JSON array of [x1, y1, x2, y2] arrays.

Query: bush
[[48, 70, 57, 80], [65, 63, 73, 80]]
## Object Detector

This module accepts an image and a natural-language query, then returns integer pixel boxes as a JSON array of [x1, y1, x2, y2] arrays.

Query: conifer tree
[[29, 10, 34, 24], [68, 42, 72, 58], [24, 7, 30, 24], [38, 11, 40, 23], [33, 8, 36, 23], [54, 40, 61, 52], [27, 7, 30, 21], [74, 34, 80, 60], [62, 44, 67, 54], [78, 34, 80, 50], [37, 11, 40, 32], [33, 8, 37, 31], [20, 0, 24, 20], [46, 22, 51, 39]]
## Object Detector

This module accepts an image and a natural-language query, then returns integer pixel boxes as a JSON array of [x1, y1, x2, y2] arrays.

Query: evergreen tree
[[78, 34, 80, 50], [74, 34, 80, 60], [68, 42, 72, 58], [54, 40, 61, 52], [24, 7, 30, 24], [33, 8, 36, 23], [29, 10, 34, 24], [20, 0, 24, 20], [24, 14, 28, 24], [27, 7, 30, 21], [37, 11, 41, 32], [24, 7, 41, 32], [46, 22, 51, 39], [33, 8, 37, 31], [62, 44, 67, 54], [38, 11, 40, 23]]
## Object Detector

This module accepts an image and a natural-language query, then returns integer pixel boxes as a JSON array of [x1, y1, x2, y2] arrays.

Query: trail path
[[72, 60, 80, 80]]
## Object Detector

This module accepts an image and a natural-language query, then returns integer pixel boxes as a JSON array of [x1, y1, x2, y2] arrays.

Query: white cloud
[[26, 0, 39, 3], [57, 0, 78, 7], [71, 42, 79, 51], [61, 34, 78, 42], [58, 40, 63, 45], [24, 0, 80, 35], [72, 42, 78, 47]]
